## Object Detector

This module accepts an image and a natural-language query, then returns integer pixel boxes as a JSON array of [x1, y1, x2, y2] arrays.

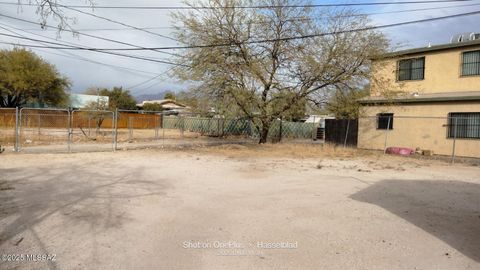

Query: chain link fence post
[[383, 116, 391, 154], [67, 109, 72, 153], [155, 113, 159, 139], [162, 113, 165, 148], [343, 119, 351, 148], [14, 107, 19, 152], [113, 108, 118, 152], [219, 117, 225, 138], [88, 116, 91, 136], [128, 116, 133, 141], [279, 117, 283, 143], [37, 113, 41, 136], [180, 115, 185, 138], [451, 117, 458, 164], [311, 116, 316, 140]]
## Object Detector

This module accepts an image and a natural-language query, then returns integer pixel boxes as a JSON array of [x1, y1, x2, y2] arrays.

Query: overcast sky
[[0, 0, 479, 97]]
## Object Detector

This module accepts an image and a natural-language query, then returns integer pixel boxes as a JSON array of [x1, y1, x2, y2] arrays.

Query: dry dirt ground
[[0, 145, 479, 270]]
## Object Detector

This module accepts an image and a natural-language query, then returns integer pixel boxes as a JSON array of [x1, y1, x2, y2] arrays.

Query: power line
[[26, 26, 176, 31], [134, 77, 173, 94], [60, 5, 181, 43], [0, 33, 189, 67], [0, 0, 472, 9], [127, 67, 175, 90], [36, 49, 165, 77], [0, 22, 174, 62], [119, 9, 480, 50], [0, 23, 165, 77], [15, 2, 480, 32], [3, 9, 480, 52], [0, 24, 180, 93], [0, 13, 181, 57], [128, 73, 167, 89]]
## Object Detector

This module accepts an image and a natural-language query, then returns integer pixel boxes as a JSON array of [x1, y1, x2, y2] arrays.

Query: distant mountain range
[[134, 91, 168, 103]]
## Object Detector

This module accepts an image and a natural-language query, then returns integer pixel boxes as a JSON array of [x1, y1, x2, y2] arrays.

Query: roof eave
[[372, 39, 480, 60], [360, 96, 480, 104]]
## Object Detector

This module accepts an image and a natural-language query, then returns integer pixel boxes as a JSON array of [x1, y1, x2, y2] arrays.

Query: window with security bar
[[448, 113, 480, 139], [397, 57, 425, 81], [377, 113, 394, 130], [462, 50, 480, 76]]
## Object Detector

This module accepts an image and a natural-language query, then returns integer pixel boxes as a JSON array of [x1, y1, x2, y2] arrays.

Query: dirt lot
[[0, 145, 479, 270]]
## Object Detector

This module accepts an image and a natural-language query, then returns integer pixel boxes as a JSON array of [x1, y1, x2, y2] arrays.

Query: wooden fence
[[0, 109, 163, 129], [325, 119, 358, 146]]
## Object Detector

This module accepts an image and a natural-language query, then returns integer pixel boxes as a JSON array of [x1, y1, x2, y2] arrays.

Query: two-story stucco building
[[358, 34, 480, 158]]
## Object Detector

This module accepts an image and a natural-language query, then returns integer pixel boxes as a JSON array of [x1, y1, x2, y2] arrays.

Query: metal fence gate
[[15, 108, 116, 153], [71, 110, 115, 152], [19, 108, 70, 152], [0, 108, 16, 149], [117, 110, 162, 143]]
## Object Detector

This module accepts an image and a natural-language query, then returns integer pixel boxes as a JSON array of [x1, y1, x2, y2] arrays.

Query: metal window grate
[[461, 50, 480, 76], [448, 113, 480, 139], [398, 57, 425, 81], [377, 113, 393, 130]]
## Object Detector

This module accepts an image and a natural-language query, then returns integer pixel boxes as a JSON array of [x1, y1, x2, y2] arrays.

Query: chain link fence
[[0, 108, 16, 149], [266, 120, 319, 142], [0, 108, 322, 153], [3, 108, 478, 161], [18, 108, 70, 152], [71, 110, 115, 152]]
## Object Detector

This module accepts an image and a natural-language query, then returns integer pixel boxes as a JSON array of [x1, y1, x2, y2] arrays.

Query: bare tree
[[172, 0, 390, 143], [83, 99, 109, 136], [16, 0, 94, 31]]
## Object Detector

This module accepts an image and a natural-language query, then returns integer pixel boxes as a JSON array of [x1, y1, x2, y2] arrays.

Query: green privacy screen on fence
[[162, 116, 318, 140]]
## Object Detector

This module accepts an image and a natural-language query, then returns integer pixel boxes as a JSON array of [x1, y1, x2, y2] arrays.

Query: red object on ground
[[385, 147, 414, 156]]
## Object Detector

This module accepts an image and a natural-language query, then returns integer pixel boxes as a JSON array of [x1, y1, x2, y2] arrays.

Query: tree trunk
[[1, 94, 23, 108], [258, 123, 270, 144], [96, 117, 105, 135]]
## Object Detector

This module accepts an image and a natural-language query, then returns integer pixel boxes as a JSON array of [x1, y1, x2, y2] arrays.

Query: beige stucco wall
[[371, 45, 480, 95], [358, 102, 480, 158]]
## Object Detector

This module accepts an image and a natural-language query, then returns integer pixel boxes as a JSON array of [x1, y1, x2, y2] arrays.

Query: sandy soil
[[0, 147, 479, 270]]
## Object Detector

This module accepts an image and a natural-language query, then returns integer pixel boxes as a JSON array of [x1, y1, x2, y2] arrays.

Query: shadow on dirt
[[350, 179, 480, 262], [0, 162, 170, 269]]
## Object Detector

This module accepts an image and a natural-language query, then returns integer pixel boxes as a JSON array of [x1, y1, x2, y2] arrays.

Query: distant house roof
[[375, 39, 480, 59], [359, 91, 480, 104], [70, 93, 109, 109], [137, 99, 189, 110]]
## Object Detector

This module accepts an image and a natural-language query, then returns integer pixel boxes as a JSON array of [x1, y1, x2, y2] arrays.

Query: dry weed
[[190, 143, 377, 159]]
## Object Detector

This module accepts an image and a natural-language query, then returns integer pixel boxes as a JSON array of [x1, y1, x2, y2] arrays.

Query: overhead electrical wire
[[0, 0, 472, 9], [14, 2, 480, 32], [59, 5, 181, 43], [126, 66, 177, 93], [133, 75, 175, 94], [3, 9, 478, 51], [0, 23, 181, 92], [127, 73, 168, 89], [0, 13, 181, 57], [0, 21, 174, 62], [0, 0, 476, 93], [117, 9, 480, 50], [0, 23, 167, 77], [0, 32, 190, 67], [0, 22, 179, 91], [1, 0, 476, 49], [0, 26, 180, 90]]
